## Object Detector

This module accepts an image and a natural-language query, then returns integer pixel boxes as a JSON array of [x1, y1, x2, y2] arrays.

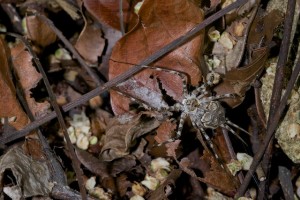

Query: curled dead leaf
[[109, 0, 204, 115], [10, 43, 50, 117], [0, 38, 29, 130], [0, 147, 53, 198], [83, 0, 138, 31], [25, 15, 56, 47], [75, 22, 105, 64], [100, 112, 161, 161]]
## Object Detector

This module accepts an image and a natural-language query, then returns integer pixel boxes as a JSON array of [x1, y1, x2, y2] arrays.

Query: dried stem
[[235, 47, 300, 198], [1, 3, 23, 34], [8, 33, 88, 199], [235, 0, 297, 196], [0, 0, 249, 145]]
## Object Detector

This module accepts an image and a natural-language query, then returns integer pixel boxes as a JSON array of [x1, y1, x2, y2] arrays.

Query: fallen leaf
[[75, 148, 109, 179], [109, 0, 204, 115], [212, 7, 257, 73], [83, 0, 138, 31], [200, 150, 238, 196], [154, 120, 176, 144], [75, 22, 105, 64], [0, 38, 29, 130], [25, 15, 56, 47], [0, 146, 53, 198], [100, 112, 161, 161], [165, 140, 181, 158], [11, 42, 50, 117]]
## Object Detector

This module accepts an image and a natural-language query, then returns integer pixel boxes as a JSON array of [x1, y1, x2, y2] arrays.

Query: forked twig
[[6, 33, 88, 200], [236, 0, 297, 196]]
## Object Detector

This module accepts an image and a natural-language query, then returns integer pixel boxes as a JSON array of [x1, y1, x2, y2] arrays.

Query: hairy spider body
[[115, 65, 247, 154], [183, 94, 226, 129]]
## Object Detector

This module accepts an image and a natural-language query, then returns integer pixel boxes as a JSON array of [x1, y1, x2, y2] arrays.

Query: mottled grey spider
[[115, 65, 248, 156]]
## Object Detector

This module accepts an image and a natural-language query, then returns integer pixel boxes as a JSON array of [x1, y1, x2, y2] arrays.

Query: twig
[[278, 166, 294, 200], [119, 0, 125, 35], [235, 50, 300, 197], [15, 84, 67, 186], [1, 3, 23, 34], [235, 0, 296, 196], [37, 14, 102, 87], [0, 0, 248, 144], [7, 33, 88, 200]]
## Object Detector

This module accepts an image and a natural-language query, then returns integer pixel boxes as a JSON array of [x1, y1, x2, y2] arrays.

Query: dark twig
[[37, 14, 102, 86], [278, 166, 294, 200], [119, 0, 125, 35], [15, 84, 67, 186], [0, 0, 248, 144], [235, 0, 296, 196], [7, 33, 87, 200], [1, 3, 23, 34], [235, 51, 300, 198]]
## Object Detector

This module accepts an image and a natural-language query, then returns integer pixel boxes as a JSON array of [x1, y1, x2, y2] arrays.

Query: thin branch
[[8, 33, 88, 200], [235, 50, 300, 198], [235, 0, 297, 196], [0, 0, 248, 144]]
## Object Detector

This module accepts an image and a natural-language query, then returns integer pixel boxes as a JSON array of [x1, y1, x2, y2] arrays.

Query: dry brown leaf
[[75, 148, 109, 179], [213, 9, 283, 107], [0, 146, 53, 198], [75, 22, 105, 64], [25, 15, 56, 47], [83, 0, 138, 31], [165, 140, 181, 158], [212, 8, 257, 73], [100, 112, 161, 161], [0, 38, 29, 130], [200, 150, 238, 196], [11, 43, 50, 117], [109, 0, 204, 115], [154, 120, 176, 144]]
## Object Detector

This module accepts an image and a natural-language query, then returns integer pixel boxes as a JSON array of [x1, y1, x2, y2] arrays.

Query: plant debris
[[0, 0, 300, 199]]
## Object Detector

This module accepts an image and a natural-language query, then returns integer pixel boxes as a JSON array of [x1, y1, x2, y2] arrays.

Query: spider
[[114, 65, 248, 157]]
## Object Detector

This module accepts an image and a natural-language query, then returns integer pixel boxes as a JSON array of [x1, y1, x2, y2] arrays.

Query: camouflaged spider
[[116, 65, 248, 152]]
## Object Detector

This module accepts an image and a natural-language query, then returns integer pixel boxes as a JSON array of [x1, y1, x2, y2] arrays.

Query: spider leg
[[176, 112, 188, 139], [201, 93, 235, 102], [195, 125, 224, 168], [113, 88, 155, 110], [220, 124, 247, 145], [157, 112, 187, 146], [192, 83, 208, 96], [226, 119, 250, 135], [141, 65, 189, 96]]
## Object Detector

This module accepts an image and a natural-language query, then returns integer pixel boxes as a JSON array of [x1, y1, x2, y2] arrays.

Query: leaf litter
[[0, 0, 299, 199]]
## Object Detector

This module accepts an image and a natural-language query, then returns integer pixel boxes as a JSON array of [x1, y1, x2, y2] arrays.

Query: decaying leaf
[[75, 22, 105, 64], [0, 146, 53, 198], [154, 120, 176, 144], [100, 112, 161, 161], [199, 150, 238, 196], [10, 42, 50, 117], [82, 0, 138, 31], [211, 7, 257, 73], [0, 38, 29, 130], [109, 0, 204, 115], [212, 9, 282, 108], [24, 15, 56, 47]]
